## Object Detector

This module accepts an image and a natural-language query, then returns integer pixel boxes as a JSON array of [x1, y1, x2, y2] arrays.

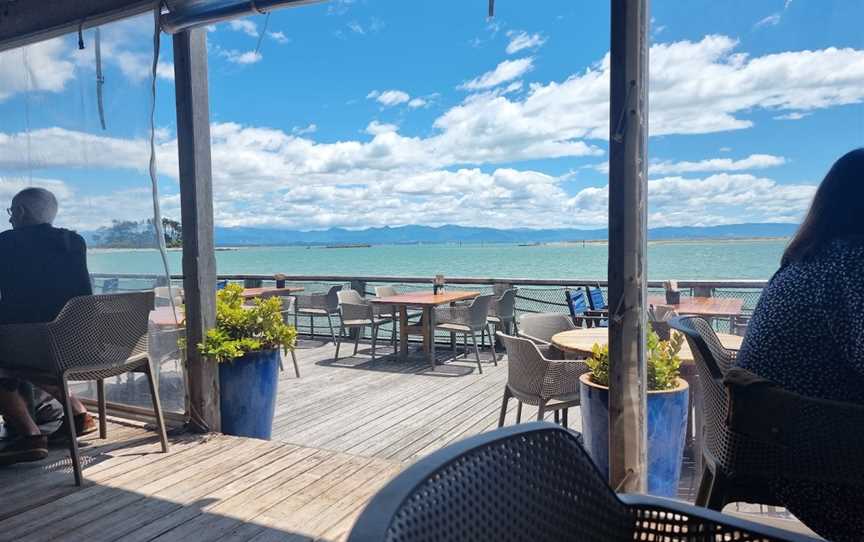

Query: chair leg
[[371, 325, 378, 364], [470, 332, 482, 374], [311, 315, 315, 339], [536, 400, 546, 421], [695, 464, 715, 508], [291, 350, 300, 378], [97, 378, 107, 439], [327, 313, 338, 345], [278, 357, 285, 372], [516, 401, 523, 423], [335, 326, 344, 360], [562, 408, 568, 428], [703, 466, 729, 511], [391, 312, 397, 349], [480, 325, 485, 348], [353, 328, 360, 356], [489, 324, 497, 366], [144, 359, 170, 453], [498, 387, 511, 428], [451, 332, 457, 360], [554, 410, 560, 424], [294, 308, 299, 337], [60, 376, 83, 486]]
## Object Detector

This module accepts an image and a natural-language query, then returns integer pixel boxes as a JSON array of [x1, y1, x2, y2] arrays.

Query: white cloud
[[649, 154, 786, 175], [292, 124, 318, 135], [460, 58, 534, 90], [774, 111, 810, 120], [408, 98, 427, 108], [368, 89, 410, 106], [755, 13, 782, 28], [268, 31, 290, 44], [0, 39, 75, 101], [505, 31, 546, 54], [220, 49, 263, 65], [347, 21, 365, 35], [365, 121, 398, 135], [228, 19, 259, 37]]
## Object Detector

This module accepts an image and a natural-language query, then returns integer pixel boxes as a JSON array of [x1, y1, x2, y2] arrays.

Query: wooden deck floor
[[0, 337, 818, 540], [0, 419, 401, 541]]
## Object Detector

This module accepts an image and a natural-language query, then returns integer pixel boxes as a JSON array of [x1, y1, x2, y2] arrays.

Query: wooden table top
[[647, 296, 744, 317], [240, 286, 304, 299], [551, 327, 743, 363], [369, 291, 480, 307], [150, 307, 185, 327]]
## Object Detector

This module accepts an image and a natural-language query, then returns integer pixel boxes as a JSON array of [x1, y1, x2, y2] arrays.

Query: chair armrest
[[618, 494, 822, 541], [434, 306, 472, 326], [516, 331, 552, 347]]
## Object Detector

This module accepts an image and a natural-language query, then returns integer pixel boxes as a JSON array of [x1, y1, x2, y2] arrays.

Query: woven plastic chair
[[0, 292, 169, 486], [293, 285, 341, 343], [278, 296, 300, 378], [670, 315, 864, 540], [497, 332, 587, 428], [347, 422, 819, 542], [487, 288, 517, 336], [434, 294, 496, 374], [517, 312, 576, 347], [335, 289, 392, 364]]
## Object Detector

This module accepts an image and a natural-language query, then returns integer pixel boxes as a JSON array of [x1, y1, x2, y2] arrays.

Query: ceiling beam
[[0, 0, 155, 52]]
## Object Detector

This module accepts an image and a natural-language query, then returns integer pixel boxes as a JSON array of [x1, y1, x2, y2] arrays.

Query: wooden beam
[[174, 28, 219, 433], [0, 0, 154, 52], [607, 0, 649, 492]]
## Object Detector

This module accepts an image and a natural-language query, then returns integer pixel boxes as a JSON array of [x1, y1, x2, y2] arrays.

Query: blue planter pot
[[579, 374, 689, 497], [219, 349, 280, 440]]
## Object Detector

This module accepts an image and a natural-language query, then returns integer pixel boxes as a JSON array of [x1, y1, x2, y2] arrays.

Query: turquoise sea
[[87, 239, 787, 281]]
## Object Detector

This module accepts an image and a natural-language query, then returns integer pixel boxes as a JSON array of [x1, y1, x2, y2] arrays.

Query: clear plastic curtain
[[0, 11, 186, 416]]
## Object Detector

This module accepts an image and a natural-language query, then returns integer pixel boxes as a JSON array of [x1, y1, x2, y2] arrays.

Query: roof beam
[[0, 0, 155, 52]]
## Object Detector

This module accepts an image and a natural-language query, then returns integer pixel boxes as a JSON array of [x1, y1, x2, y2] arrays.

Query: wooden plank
[[174, 28, 220, 433], [607, 0, 649, 493]]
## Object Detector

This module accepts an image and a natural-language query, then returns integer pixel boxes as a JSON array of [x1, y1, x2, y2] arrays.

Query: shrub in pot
[[579, 325, 689, 497], [198, 284, 297, 439]]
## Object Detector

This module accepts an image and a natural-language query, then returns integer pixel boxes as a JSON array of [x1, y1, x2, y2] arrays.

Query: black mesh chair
[[348, 422, 818, 542], [0, 292, 169, 485], [670, 315, 864, 540]]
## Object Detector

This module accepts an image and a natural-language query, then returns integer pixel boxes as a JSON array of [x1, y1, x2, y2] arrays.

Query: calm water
[[87, 239, 786, 280]]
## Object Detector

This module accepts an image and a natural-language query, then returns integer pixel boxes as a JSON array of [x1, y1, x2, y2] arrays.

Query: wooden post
[[607, 0, 649, 492], [174, 29, 219, 433]]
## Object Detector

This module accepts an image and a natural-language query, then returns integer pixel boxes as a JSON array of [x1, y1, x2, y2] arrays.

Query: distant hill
[[206, 223, 798, 247]]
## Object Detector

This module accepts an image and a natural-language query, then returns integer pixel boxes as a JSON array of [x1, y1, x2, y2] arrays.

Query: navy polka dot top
[[737, 238, 864, 404]]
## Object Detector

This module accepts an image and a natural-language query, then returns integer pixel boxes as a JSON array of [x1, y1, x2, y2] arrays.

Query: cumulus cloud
[[505, 31, 546, 54], [368, 89, 410, 106], [408, 98, 428, 108], [0, 39, 75, 101], [460, 58, 534, 90], [648, 154, 787, 175], [267, 31, 290, 44], [228, 19, 259, 37], [220, 49, 263, 65], [754, 14, 782, 28], [292, 124, 318, 135]]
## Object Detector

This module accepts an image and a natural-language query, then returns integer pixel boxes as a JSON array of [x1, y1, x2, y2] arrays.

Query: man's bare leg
[[0, 389, 40, 436]]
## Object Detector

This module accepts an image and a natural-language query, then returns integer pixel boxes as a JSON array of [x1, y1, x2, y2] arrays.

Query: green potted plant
[[579, 324, 689, 497], [198, 284, 297, 439]]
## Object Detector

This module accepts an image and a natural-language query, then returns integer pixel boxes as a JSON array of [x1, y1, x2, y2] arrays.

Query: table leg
[[423, 306, 436, 371], [399, 307, 409, 360]]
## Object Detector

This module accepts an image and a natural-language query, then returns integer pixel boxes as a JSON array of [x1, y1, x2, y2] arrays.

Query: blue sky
[[0, 0, 862, 232]]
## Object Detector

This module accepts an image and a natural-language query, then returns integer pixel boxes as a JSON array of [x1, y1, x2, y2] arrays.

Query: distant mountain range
[[202, 223, 798, 247]]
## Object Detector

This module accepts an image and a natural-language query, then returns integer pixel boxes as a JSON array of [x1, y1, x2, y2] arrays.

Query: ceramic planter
[[579, 374, 689, 497], [219, 349, 280, 439]]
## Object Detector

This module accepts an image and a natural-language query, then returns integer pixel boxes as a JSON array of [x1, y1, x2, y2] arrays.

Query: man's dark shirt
[[0, 224, 92, 324]]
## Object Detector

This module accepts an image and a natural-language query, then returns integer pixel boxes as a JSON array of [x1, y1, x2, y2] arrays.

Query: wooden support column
[[174, 29, 219, 433], [607, 0, 649, 492]]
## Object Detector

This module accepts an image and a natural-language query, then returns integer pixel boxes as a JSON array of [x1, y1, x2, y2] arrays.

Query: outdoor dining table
[[550, 327, 743, 362], [369, 291, 480, 370], [149, 286, 304, 327], [646, 296, 745, 318]]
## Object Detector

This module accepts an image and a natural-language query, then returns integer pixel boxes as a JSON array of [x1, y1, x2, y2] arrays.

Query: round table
[[550, 328, 743, 364]]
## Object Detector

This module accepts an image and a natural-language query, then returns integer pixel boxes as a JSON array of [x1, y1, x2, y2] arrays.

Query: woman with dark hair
[[737, 148, 864, 540]]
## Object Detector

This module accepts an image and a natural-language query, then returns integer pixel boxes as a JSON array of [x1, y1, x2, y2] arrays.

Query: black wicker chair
[[348, 422, 818, 542], [670, 315, 864, 540]]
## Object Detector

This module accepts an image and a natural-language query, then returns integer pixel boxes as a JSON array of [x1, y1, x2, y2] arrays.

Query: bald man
[[0, 188, 95, 465]]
